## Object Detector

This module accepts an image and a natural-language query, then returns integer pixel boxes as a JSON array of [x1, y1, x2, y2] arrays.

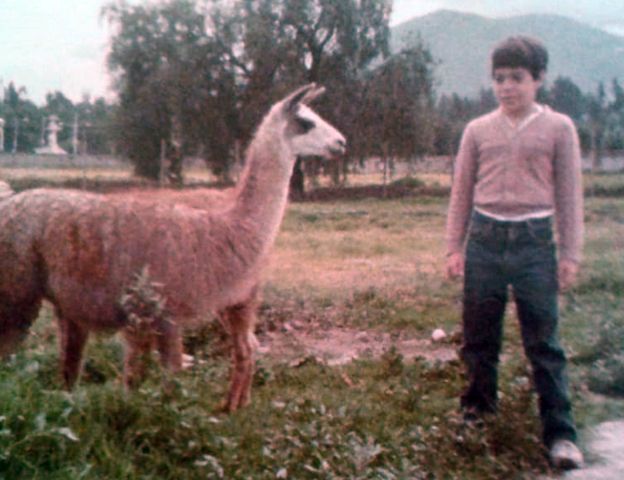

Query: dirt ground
[[558, 420, 624, 480], [256, 320, 458, 367]]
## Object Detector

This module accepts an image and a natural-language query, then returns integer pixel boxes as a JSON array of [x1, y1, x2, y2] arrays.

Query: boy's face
[[492, 67, 543, 117]]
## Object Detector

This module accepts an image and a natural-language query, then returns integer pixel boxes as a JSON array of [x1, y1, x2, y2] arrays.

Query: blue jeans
[[461, 211, 577, 447]]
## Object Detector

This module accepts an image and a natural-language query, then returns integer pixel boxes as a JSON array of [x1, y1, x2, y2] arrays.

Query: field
[[0, 161, 623, 479]]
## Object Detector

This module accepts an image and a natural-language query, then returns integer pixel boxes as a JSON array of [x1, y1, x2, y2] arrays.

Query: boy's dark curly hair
[[491, 36, 548, 80]]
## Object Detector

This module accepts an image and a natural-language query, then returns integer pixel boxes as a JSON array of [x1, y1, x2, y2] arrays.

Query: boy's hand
[[446, 252, 464, 279], [558, 259, 579, 291]]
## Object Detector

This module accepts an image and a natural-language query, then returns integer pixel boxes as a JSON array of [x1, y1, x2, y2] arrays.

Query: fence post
[[159, 139, 166, 187]]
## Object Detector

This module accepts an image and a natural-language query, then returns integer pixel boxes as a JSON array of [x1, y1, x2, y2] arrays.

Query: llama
[[0, 84, 346, 412]]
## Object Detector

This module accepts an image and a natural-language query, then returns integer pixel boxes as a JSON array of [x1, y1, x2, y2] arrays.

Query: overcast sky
[[392, 0, 624, 33], [1, 0, 623, 106]]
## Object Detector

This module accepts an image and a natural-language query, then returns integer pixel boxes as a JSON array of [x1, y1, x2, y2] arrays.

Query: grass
[[0, 168, 623, 478]]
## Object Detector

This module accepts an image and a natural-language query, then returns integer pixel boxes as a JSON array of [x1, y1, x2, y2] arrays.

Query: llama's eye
[[295, 117, 315, 134]]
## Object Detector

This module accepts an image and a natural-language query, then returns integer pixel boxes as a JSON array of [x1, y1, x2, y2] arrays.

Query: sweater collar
[[499, 103, 545, 132]]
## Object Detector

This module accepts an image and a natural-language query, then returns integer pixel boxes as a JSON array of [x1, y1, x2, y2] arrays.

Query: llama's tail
[[0, 181, 14, 201]]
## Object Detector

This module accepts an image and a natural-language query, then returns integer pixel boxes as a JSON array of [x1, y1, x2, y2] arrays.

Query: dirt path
[[559, 420, 624, 480], [257, 324, 457, 366]]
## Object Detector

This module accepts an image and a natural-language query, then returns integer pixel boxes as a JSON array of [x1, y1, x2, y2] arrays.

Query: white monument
[[0, 118, 4, 153], [36, 115, 67, 155]]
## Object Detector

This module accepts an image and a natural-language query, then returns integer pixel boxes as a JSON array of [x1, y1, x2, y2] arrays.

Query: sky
[[1, 0, 623, 106]]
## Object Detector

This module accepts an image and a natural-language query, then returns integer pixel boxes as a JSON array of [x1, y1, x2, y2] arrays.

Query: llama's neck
[[229, 114, 294, 254]]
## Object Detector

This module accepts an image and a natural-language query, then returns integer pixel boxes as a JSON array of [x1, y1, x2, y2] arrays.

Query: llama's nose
[[334, 138, 347, 155]]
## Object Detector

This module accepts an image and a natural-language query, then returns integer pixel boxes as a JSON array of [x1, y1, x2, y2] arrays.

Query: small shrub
[[588, 354, 624, 396], [575, 315, 624, 397], [388, 176, 426, 189]]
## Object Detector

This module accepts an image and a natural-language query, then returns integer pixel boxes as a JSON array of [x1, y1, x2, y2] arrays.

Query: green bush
[[388, 175, 426, 189], [578, 316, 624, 397]]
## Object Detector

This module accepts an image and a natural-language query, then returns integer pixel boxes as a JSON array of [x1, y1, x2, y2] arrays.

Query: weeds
[[574, 314, 624, 397]]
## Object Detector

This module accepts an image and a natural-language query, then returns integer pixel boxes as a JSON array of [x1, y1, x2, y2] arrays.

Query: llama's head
[[279, 84, 346, 158]]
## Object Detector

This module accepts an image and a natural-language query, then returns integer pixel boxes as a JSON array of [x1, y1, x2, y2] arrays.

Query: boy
[[445, 36, 584, 470]]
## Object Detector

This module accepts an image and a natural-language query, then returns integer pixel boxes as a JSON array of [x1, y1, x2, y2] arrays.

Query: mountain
[[390, 9, 624, 97]]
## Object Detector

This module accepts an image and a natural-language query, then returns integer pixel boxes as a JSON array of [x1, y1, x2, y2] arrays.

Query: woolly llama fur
[[0, 84, 346, 412]]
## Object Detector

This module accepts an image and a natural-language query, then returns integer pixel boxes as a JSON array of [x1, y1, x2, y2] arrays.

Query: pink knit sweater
[[446, 105, 584, 263]]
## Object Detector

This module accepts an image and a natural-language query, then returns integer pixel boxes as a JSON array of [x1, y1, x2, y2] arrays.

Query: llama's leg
[[223, 299, 258, 412], [154, 319, 183, 374], [122, 328, 154, 389], [57, 317, 89, 389], [0, 300, 42, 358]]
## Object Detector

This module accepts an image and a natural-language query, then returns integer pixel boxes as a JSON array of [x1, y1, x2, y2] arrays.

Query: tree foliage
[[104, 0, 216, 179], [4, 2, 624, 181], [359, 42, 436, 178], [0, 83, 112, 155], [548, 77, 585, 122], [103, 0, 394, 188], [0, 83, 39, 153]]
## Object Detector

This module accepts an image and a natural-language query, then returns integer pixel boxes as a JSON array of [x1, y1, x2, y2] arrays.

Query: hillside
[[391, 9, 624, 97]]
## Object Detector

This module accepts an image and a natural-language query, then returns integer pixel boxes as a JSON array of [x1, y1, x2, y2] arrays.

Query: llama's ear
[[284, 83, 317, 113], [301, 85, 325, 105]]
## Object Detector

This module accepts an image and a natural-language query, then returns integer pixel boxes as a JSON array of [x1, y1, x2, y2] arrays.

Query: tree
[[212, 0, 393, 194], [1, 82, 42, 153], [604, 78, 624, 151], [434, 93, 471, 164], [612, 78, 624, 112], [1, 81, 115, 156], [547, 76, 585, 121], [584, 82, 609, 170], [75, 96, 116, 155], [105, 0, 226, 181], [359, 43, 436, 183], [105, 0, 392, 189]]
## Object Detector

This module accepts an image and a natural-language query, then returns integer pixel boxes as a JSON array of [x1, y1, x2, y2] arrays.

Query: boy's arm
[[553, 116, 584, 265], [446, 124, 478, 258]]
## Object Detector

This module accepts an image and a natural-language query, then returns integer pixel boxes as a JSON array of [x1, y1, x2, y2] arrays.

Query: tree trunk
[[289, 156, 305, 200], [591, 124, 602, 172], [166, 147, 184, 186], [341, 156, 349, 185], [381, 143, 389, 198], [330, 157, 340, 186]]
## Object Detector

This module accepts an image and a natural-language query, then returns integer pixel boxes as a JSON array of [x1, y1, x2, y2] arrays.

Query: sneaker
[[462, 406, 482, 423], [549, 439, 584, 470], [461, 406, 494, 427]]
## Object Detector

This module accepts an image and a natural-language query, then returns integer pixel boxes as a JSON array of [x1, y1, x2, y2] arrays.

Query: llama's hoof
[[218, 401, 235, 414], [181, 353, 205, 370], [219, 397, 250, 414], [182, 353, 194, 370]]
